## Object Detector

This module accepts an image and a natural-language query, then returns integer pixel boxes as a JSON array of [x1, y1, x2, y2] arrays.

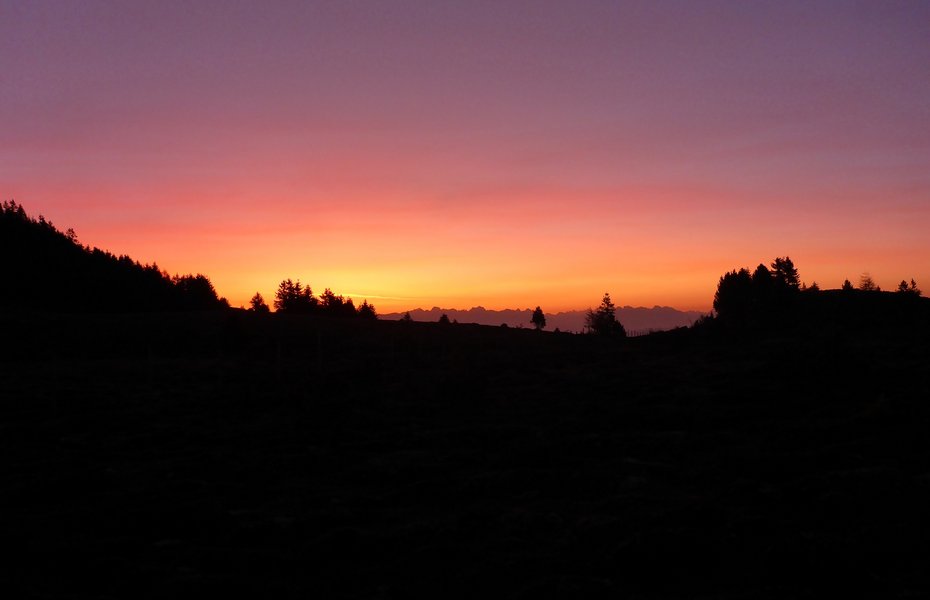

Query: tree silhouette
[[842, 279, 854, 291], [300, 284, 317, 312], [899, 279, 922, 296], [438, 313, 451, 325], [400, 311, 413, 323], [317, 288, 357, 317], [249, 292, 270, 313], [585, 292, 626, 336], [343, 297, 356, 317], [771, 256, 800, 290], [274, 279, 296, 312], [752, 263, 773, 289], [275, 279, 294, 312], [274, 279, 318, 313], [859, 273, 877, 292], [319, 288, 342, 315], [357, 300, 377, 320], [713, 268, 754, 322], [170, 274, 227, 310], [750, 264, 774, 312], [713, 257, 809, 327], [531, 306, 546, 331]]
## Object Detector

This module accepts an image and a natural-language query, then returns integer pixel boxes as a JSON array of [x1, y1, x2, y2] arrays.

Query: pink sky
[[3, 1, 928, 312]]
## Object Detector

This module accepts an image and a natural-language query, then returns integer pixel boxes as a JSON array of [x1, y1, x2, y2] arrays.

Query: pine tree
[[358, 300, 377, 320], [585, 292, 626, 336], [249, 292, 270, 313], [771, 256, 800, 290], [274, 279, 296, 312]]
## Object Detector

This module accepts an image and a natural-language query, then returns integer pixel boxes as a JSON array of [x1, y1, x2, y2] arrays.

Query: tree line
[[248, 279, 377, 320], [713, 255, 922, 326], [712, 256, 803, 323], [1, 200, 228, 312], [841, 273, 921, 296], [16, 200, 920, 335]]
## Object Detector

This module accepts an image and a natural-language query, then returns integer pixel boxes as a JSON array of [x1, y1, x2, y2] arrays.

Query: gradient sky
[[3, 0, 929, 312]]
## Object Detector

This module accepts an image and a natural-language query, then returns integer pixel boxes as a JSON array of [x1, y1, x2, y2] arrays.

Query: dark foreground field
[[3, 310, 930, 598]]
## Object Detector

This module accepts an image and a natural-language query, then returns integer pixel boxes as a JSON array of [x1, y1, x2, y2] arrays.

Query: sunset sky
[[3, 1, 928, 312]]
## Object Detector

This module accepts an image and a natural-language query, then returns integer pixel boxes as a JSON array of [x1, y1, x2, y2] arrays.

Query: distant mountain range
[[381, 306, 707, 333]]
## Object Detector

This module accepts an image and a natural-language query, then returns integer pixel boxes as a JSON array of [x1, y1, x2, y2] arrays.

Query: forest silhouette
[[5, 200, 923, 333], [4, 202, 930, 598], [0, 200, 228, 312]]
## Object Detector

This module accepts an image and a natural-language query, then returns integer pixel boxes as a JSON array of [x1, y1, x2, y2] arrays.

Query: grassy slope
[[3, 309, 930, 598]]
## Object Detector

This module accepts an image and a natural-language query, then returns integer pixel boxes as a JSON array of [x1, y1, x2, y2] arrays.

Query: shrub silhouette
[[438, 313, 451, 325]]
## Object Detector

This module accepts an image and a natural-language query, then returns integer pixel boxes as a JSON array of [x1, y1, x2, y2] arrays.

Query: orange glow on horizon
[[15, 184, 928, 315]]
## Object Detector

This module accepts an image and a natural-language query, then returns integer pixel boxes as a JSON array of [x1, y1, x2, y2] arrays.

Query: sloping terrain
[[0, 201, 226, 312]]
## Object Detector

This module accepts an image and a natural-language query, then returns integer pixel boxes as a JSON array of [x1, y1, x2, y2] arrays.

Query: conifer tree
[[585, 293, 626, 336], [250, 292, 270, 313], [358, 300, 377, 320]]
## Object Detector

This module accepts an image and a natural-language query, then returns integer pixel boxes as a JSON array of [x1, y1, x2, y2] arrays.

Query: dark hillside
[[4, 306, 930, 598], [0, 201, 227, 312]]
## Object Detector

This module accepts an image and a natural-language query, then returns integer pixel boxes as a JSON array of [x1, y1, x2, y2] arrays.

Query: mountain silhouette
[[381, 305, 705, 332]]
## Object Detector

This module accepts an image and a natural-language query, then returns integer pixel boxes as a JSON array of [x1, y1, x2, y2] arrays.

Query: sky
[[2, 0, 929, 312]]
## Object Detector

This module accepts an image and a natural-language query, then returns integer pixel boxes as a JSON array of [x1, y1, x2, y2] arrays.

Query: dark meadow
[[3, 202, 930, 598]]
